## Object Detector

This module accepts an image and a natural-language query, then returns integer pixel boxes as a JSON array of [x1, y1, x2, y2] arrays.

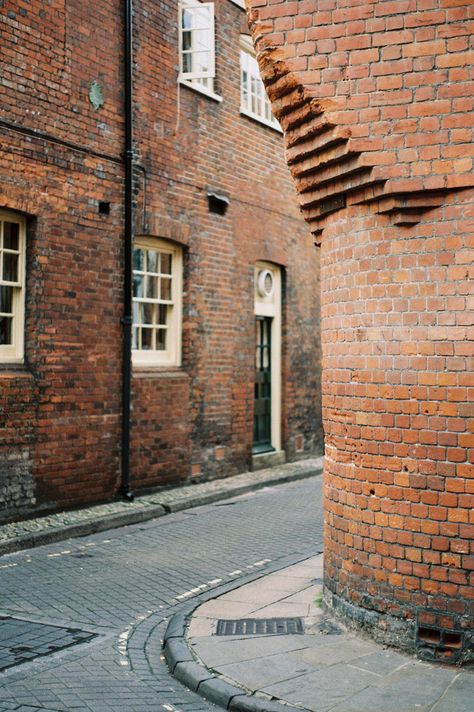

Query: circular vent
[[257, 269, 274, 298]]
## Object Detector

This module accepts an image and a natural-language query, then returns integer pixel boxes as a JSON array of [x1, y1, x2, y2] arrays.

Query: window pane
[[3, 253, 18, 282], [133, 274, 144, 298], [132, 327, 138, 349], [133, 247, 144, 271], [141, 302, 155, 326], [160, 253, 172, 274], [141, 328, 153, 350], [194, 29, 210, 52], [157, 328, 166, 351], [158, 304, 168, 326], [198, 76, 211, 89], [147, 249, 158, 273], [185, 50, 211, 76], [183, 52, 193, 74], [182, 8, 193, 30], [194, 5, 211, 30], [0, 286, 13, 314], [132, 301, 140, 324], [146, 275, 158, 299], [0, 316, 12, 345], [242, 69, 248, 103], [3, 222, 19, 250], [161, 277, 171, 300], [182, 30, 192, 51]]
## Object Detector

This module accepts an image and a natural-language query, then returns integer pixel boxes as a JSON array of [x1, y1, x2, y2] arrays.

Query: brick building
[[0, 0, 323, 522], [247, 0, 473, 663]]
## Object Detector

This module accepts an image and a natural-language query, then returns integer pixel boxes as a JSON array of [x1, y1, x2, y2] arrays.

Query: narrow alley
[[0, 476, 323, 712]]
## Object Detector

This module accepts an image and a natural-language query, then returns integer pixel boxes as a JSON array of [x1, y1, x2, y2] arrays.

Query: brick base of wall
[[324, 586, 474, 665]]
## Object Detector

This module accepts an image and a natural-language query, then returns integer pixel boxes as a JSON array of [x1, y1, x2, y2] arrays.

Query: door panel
[[253, 316, 274, 453]]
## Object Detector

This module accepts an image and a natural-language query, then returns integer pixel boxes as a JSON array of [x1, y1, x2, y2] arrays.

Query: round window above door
[[257, 269, 274, 298]]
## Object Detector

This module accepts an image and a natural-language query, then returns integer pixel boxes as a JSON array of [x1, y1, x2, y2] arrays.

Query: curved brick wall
[[247, 0, 474, 662]]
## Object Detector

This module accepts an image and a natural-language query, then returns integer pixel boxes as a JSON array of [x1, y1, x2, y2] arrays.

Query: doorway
[[253, 316, 273, 453], [253, 262, 282, 459]]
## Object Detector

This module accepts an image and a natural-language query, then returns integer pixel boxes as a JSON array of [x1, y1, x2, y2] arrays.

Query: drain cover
[[215, 618, 304, 636], [0, 616, 97, 671]]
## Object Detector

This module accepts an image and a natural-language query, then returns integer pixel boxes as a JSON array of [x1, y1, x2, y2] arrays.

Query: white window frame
[[132, 237, 183, 368], [254, 262, 282, 452], [179, 1, 219, 99], [240, 35, 281, 132], [0, 211, 26, 364], [229, 0, 245, 8]]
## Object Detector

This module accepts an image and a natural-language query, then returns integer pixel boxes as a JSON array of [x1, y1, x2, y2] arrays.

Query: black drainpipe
[[121, 0, 134, 501]]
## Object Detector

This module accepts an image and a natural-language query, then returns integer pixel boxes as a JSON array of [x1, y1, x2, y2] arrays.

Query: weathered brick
[[248, 0, 474, 660], [0, 0, 323, 520]]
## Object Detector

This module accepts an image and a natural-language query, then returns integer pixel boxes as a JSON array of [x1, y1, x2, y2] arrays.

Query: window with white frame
[[240, 35, 280, 130], [132, 238, 183, 367], [179, 1, 216, 95], [0, 212, 25, 363]]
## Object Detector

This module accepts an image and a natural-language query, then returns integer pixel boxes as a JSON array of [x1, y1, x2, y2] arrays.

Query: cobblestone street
[[0, 476, 323, 712]]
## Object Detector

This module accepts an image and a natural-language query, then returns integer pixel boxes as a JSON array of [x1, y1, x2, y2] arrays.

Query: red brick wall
[[129, 0, 322, 487], [247, 0, 473, 662], [0, 1, 322, 519], [0, 1, 124, 517]]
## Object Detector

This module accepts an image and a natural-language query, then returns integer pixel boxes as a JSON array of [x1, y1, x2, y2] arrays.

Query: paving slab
[[430, 672, 474, 712], [329, 683, 437, 712], [291, 635, 378, 668], [195, 601, 260, 619], [279, 587, 321, 605], [273, 562, 320, 579], [374, 660, 456, 694], [250, 601, 315, 617], [218, 651, 316, 691], [346, 649, 410, 676], [191, 635, 315, 667], [262, 663, 379, 712], [247, 574, 309, 593], [217, 589, 289, 606], [188, 617, 217, 639]]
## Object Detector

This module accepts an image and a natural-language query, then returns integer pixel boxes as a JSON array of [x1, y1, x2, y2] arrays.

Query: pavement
[[165, 554, 474, 712]]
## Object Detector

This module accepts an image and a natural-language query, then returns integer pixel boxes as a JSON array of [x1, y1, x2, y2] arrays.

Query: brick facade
[[247, 0, 473, 662], [0, 1, 322, 520]]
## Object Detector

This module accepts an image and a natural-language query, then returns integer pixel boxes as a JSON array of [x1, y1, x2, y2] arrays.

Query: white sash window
[[132, 238, 183, 367], [0, 212, 25, 363], [240, 35, 280, 130], [179, 1, 215, 93]]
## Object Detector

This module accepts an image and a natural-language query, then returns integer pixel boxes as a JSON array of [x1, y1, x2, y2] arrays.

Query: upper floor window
[[179, 1, 218, 98], [132, 237, 183, 367], [240, 35, 280, 131], [0, 212, 25, 363]]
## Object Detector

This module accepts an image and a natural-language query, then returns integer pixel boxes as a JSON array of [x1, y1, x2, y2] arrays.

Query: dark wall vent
[[208, 192, 229, 215]]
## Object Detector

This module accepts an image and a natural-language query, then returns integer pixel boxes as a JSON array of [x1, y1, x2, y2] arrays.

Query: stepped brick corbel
[[247, 0, 474, 664], [248, 10, 474, 241]]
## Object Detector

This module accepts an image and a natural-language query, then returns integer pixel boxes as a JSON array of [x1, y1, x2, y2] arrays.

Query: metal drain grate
[[215, 617, 304, 636], [0, 616, 97, 671]]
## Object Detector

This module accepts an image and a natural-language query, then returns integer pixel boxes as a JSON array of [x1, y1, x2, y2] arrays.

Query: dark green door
[[253, 316, 274, 453]]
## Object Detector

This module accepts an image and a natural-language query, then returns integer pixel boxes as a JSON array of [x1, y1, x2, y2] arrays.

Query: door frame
[[254, 261, 281, 453]]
